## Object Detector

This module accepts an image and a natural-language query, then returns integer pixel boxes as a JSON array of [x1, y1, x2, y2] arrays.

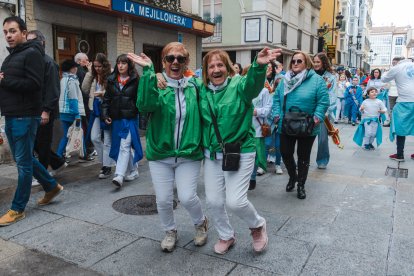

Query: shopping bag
[[0, 124, 13, 164], [65, 122, 85, 158]]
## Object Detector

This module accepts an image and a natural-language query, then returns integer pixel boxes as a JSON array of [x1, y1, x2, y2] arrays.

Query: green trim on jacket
[[199, 61, 267, 159], [137, 65, 203, 161]]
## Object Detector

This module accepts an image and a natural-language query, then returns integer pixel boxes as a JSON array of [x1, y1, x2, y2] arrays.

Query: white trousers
[[149, 158, 204, 231], [115, 132, 137, 177], [91, 117, 112, 167], [204, 153, 265, 240], [335, 98, 345, 121], [363, 121, 378, 145]]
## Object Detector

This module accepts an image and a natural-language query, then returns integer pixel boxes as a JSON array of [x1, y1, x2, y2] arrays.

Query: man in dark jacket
[[0, 17, 63, 226], [27, 30, 67, 181]]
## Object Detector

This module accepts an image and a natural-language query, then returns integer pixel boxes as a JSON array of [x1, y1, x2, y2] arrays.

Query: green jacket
[[137, 65, 203, 161], [199, 61, 267, 159]]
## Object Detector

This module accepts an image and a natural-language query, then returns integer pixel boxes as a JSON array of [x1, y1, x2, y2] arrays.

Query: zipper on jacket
[[175, 84, 182, 163]]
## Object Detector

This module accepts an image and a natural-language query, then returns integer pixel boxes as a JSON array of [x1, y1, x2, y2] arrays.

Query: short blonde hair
[[288, 51, 313, 71], [202, 49, 235, 86], [161, 42, 189, 60]]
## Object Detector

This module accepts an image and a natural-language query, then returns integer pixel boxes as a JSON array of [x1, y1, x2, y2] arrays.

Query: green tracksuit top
[[137, 65, 203, 161], [199, 61, 267, 159]]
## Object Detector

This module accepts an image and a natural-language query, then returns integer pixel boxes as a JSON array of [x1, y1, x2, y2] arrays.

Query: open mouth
[[212, 74, 223, 79], [170, 67, 181, 73]]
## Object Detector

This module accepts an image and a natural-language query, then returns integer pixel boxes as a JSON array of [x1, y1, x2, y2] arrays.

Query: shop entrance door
[[143, 44, 163, 74], [54, 26, 107, 66]]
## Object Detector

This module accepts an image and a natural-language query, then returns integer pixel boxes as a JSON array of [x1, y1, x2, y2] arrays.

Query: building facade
[[201, 0, 322, 68], [318, 0, 341, 64], [2, 0, 214, 72], [370, 26, 410, 70]]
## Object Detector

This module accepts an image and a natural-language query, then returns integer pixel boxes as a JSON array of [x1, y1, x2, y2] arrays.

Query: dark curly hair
[[370, 68, 382, 79], [92, 53, 111, 88]]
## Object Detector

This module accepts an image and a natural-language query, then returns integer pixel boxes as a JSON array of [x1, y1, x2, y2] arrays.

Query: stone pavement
[[0, 123, 413, 276]]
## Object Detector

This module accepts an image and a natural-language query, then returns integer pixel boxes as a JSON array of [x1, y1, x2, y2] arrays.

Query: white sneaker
[[124, 170, 139, 182], [91, 150, 98, 156], [49, 162, 68, 177], [275, 165, 283, 175], [256, 167, 265, 176], [112, 175, 123, 188], [32, 179, 40, 187], [161, 230, 178, 252]]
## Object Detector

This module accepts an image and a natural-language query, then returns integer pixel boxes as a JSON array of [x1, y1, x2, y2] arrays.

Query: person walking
[[0, 17, 63, 226], [334, 74, 350, 123], [272, 51, 329, 199], [381, 57, 414, 161], [102, 54, 143, 187], [199, 47, 281, 254], [130, 42, 208, 252], [26, 30, 67, 180], [344, 77, 363, 126], [313, 52, 337, 169], [365, 68, 390, 126], [82, 53, 113, 179]]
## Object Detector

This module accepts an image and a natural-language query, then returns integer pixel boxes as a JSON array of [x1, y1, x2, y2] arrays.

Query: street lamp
[[348, 33, 362, 68], [317, 12, 344, 53]]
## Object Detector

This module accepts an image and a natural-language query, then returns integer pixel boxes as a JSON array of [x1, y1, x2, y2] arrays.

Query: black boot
[[283, 158, 297, 192], [297, 160, 310, 199], [249, 180, 256, 190]]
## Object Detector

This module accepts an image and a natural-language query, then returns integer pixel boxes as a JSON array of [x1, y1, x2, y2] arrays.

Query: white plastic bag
[[65, 122, 85, 158], [0, 124, 13, 164]]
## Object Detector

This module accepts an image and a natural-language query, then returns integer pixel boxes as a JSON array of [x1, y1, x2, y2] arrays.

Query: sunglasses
[[164, 55, 187, 64], [291, 59, 303, 65]]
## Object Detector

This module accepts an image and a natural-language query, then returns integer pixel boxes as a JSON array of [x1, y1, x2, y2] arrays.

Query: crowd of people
[[0, 16, 413, 257]]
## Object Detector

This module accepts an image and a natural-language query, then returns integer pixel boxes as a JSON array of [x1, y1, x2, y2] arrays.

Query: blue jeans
[[5, 117, 57, 212], [316, 122, 330, 167], [265, 131, 281, 165]]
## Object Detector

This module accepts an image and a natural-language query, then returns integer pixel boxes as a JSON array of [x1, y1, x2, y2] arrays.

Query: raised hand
[[127, 53, 153, 67], [256, 47, 282, 65]]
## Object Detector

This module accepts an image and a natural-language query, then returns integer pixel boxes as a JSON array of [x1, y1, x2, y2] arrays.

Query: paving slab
[[301, 245, 386, 276], [393, 202, 414, 236], [10, 217, 139, 267], [91, 238, 236, 276], [0, 238, 25, 261], [0, 208, 62, 240], [387, 233, 414, 276], [229, 264, 281, 275], [0, 248, 101, 276]]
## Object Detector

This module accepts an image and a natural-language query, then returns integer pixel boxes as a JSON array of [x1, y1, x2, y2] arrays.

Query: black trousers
[[34, 117, 65, 170], [280, 134, 317, 164]]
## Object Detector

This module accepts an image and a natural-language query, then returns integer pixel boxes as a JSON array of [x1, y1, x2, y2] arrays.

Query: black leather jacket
[[102, 72, 139, 120]]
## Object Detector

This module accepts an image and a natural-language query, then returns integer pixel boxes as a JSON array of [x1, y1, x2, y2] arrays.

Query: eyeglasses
[[164, 55, 187, 64], [291, 59, 303, 65]]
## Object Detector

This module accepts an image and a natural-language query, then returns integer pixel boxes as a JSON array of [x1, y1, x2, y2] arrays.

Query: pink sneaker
[[250, 221, 268, 253], [214, 238, 236, 254]]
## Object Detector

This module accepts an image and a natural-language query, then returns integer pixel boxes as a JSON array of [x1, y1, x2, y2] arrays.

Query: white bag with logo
[[65, 122, 85, 158]]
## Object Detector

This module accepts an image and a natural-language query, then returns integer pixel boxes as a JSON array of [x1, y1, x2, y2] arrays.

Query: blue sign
[[112, 0, 193, 29]]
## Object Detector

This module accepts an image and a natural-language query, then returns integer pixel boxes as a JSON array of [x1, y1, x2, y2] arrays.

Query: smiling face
[[367, 89, 378, 99], [339, 74, 346, 81], [207, 54, 228, 86], [163, 48, 188, 80], [3, 21, 26, 48], [233, 63, 240, 74], [313, 56, 322, 71]]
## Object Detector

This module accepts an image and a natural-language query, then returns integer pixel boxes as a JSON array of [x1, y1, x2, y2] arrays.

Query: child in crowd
[[334, 74, 350, 123], [344, 77, 363, 126], [57, 59, 85, 158], [353, 87, 387, 150]]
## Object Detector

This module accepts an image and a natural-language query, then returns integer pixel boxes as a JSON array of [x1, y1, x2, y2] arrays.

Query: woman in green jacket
[[128, 42, 207, 253], [199, 48, 281, 255], [272, 51, 329, 200]]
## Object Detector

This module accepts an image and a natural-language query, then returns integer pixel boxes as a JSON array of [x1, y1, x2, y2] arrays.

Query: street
[[0, 123, 413, 276]]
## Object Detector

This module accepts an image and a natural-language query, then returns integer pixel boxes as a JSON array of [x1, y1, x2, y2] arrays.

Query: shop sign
[[112, 0, 193, 29]]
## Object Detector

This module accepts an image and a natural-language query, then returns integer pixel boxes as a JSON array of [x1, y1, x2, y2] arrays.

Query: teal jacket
[[271, 69, 330, 136], [199, 61, 267, 158]]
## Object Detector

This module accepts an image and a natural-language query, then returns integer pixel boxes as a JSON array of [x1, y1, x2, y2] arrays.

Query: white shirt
[[360, 98, 387, 119], [381, 59, 414, 102]]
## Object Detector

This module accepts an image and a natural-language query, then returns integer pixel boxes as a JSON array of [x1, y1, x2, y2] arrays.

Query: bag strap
[[206, 92, 249, 150], [283, 93, 288, 114]]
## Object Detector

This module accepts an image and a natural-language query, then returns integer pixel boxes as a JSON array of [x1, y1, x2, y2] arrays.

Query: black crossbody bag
[[281, 93, 315, 137], [206, 93, 248, 171]]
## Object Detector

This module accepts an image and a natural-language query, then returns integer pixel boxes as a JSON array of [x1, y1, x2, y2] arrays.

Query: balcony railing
[[141, 0, 181, 12], [202, 16, 222, 43]]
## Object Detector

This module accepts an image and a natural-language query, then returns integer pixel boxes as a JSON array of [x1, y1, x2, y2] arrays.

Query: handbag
[[65, 121, 85, 158], [256, 118, 272, 137], [206, 94, 248, 171], [281, 94, 315, 137]]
